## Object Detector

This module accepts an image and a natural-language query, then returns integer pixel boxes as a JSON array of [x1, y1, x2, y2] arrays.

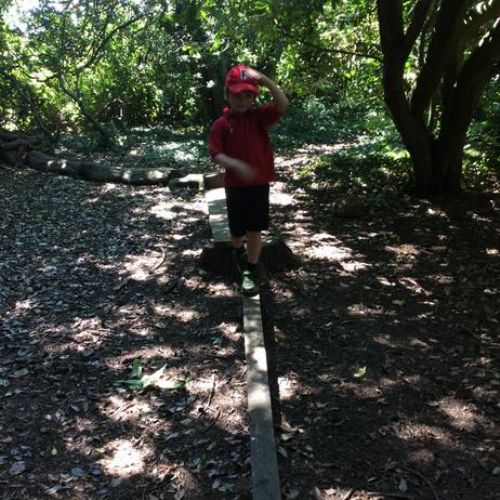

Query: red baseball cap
[[225, 64, 259, 94]]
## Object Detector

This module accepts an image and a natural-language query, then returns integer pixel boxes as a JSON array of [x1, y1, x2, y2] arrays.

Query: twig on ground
[[150, 247, 167, 272], [206, 373, 216, 409], [402, 463, 440, 500], [342, 488, 355, 500], [201, 409, 221, 433], [366, 491, 414, 499]]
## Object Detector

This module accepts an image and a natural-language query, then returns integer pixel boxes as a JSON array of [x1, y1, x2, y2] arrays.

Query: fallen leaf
[[9, 461, 26, 476], [12, 368, 29, 378], [398, 478, 408, 492]]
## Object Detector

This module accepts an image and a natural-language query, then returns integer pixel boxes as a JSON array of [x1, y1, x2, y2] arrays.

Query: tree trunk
[[377, 0, 500, 197]]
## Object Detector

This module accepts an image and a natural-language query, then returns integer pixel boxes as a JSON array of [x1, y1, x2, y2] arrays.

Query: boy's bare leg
[[246, 231, 262, 265], [231, 235, 244, 250]]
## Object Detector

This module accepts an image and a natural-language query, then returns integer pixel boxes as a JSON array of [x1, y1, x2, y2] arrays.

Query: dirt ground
[[0, 150, 499, 500]]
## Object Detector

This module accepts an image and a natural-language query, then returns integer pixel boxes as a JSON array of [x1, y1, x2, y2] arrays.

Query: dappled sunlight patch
[[385, 244, 420, 262], [148, 199, 178, 220], [99, 394, 156, 423], [98, 183, 120, 193], [339, 260, 371, 273], [278, 373, 304, 401], [398, 276, 429, 296], [122, 250, 166, 281], [347, 303, 388, 317], [425, 207, 449, 218], [393, 422, 453, 444], [148, 300, 204, 324], [439, 398, 479, 431], [176, 307, 199, 323], [114, 302, 146, 317], [182, 248, 202, 258], [99, 438, 153, 477], [304, 244, 351, 262], [12, 299, 35, 313], [270, 182, 296, 206], [372, 333, 400, 347]]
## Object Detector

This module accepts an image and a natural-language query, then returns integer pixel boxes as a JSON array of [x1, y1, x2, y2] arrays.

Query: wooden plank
[[244, 294, 281, 500], [172, 173, 204, 189], [206, 187, 230, 246]]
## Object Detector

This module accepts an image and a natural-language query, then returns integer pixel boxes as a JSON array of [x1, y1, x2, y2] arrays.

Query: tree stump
[[203, 172, 224, 190], [199, 236, 300, 276]]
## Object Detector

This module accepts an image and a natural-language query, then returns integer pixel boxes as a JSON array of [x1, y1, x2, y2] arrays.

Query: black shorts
[[225, 184, 270, 238]]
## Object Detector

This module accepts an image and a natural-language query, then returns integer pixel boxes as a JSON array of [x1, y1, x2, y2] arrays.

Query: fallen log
[[0, 139, 30, 152], [0, 134, 180, 185], [0, 130, 22, 141]]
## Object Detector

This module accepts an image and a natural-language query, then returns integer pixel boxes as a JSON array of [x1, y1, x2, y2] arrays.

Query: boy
[[208, 64, 288, 295]]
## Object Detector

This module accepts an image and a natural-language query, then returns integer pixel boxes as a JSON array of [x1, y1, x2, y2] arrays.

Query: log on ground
[[24, 151, 180, 185]]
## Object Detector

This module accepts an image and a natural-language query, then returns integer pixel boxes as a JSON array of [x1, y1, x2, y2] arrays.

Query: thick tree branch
[[404, 0, 433, 59], [377, 0, 405, 93], [377, 0, 433, 188], [410, 0, 470, 117], [442, 18, 500, 142], [278, 27, 382, 62]]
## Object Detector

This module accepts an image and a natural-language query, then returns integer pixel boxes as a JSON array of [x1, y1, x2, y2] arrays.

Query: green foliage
[[0, 0, 497, 192], [292, 129, 413, 209], [272, 96, 392, 148]]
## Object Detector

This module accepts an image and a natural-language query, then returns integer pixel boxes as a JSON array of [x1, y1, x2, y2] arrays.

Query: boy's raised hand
[[244, 67, 265, 84], [244, 66, 289, 114]]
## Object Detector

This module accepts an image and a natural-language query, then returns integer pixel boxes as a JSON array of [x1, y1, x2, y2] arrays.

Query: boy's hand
[[233, 160, 256, 181], [244, 67, 265, 85], [243, 67, 288, 114]]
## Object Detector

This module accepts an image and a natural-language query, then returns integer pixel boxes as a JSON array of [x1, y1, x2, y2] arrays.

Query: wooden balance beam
[[202, 177, 282, 500]]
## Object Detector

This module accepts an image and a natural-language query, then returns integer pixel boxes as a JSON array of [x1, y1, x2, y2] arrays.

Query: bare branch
[[410, 0, 470, 117], [439, 18, 500, 157], [78, 12, 147, 72], [404, 0, 433, 59], [278, 28, 382, 62]]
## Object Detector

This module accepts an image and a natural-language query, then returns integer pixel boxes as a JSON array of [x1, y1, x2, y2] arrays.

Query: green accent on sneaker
[[241, 269, 260, 296]]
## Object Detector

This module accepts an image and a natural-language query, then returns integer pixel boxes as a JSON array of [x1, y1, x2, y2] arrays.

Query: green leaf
[[119, 363, 185, 392], [354, 366, 367, 378], [139, 364, 166, 389], [131, 359, 143, 379]]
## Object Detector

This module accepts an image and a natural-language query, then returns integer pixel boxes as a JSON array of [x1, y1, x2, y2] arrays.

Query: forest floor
[[0, 143, 499, 500]]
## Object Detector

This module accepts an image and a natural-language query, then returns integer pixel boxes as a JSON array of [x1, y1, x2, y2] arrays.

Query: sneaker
[[241, 269, 260, 296]]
